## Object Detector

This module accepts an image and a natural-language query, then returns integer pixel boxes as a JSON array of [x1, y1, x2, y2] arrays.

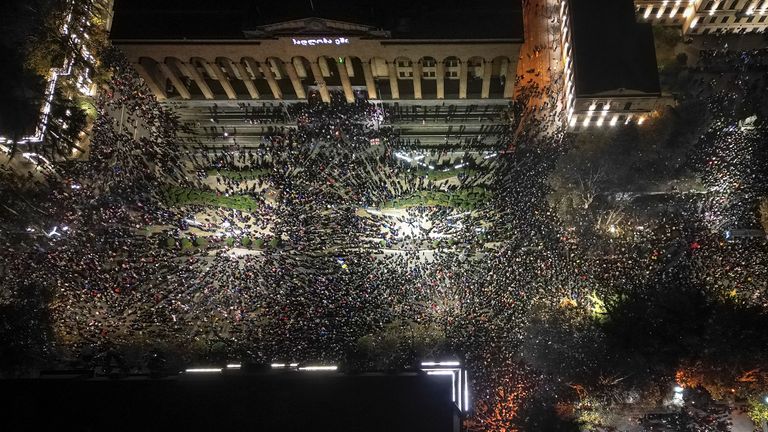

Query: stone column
[[177, 62, 214, 99], [481, 60, 492, 99], [336, 59, 355, 103], [436, 61, 445, 99], [233, 61, 260, 99], [412, 61, 423, 100], [387, 61, 400, 99], [459, 60, 468, 99], [260, 60, 283, 100], [157, 62, 191, 99], [209, 61, 237, 100], [503, 60, 515, 99], [309, 61, 331, 103], [362, 59, 377, 99], [133, 62, 167, 100], [284, 61, 306, 99]]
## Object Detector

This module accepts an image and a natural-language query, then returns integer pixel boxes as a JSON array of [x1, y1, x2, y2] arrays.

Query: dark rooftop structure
[[110, 0, 524, 41], [568, 0, 661, 96], [1, 371, 460, 432]]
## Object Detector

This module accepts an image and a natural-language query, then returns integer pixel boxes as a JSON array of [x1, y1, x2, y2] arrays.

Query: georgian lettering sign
[[292, 37, 350, 46]]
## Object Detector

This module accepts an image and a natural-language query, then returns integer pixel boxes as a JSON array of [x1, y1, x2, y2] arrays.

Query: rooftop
[[110, 0, 524, 41], [2, 371, 459, 432], [568, 0, 661, 96]]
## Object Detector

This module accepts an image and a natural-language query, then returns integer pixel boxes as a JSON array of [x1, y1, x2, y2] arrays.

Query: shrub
[[254, 239, 265, 249], [241, 237, 252, 247]]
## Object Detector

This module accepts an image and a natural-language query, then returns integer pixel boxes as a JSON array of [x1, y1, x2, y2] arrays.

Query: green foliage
[[165, 237, 176, 248], [269, 237, 281, 249], [207, 168, 270, 181], [162, 187, 259, 211], [378, 187, 491, 210], [225, 237, 235, 247], [411, 168, 480, 181], [747, 398, 768, 425], [240, 237, 252, 247], [253, 239, 265, 249]]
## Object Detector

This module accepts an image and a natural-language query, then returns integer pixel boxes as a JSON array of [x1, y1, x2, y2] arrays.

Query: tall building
[[2, 369, 463, 432], [560, 0, 668, 129], [634, 0, 768, 34], [109, 0, 524, 103]]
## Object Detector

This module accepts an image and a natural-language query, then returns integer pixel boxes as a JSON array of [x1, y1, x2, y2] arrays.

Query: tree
[[576, 166, 605, 210], [747, 397, 768, 430], [760, 198, 768, 234]]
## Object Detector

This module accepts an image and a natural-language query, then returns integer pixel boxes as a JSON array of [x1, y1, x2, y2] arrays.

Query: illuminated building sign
[[292, 37, 350, 46]]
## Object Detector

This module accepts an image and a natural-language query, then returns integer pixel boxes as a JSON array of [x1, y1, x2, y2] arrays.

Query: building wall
[[571, 95, 667, 128], [635, 0, 768, 34], [560, 0, 667, 129], [114, 36, 522, 103]]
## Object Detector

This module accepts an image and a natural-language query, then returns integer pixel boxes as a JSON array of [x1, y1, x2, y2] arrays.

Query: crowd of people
[[2, 25, 768, 431]]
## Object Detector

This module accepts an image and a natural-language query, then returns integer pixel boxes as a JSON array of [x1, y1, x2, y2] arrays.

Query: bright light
[[227, 363, 241, 369], [674, 386, 684, 393], [638, 117, 646, 125], [421, 361, 461, 367], [271, 363, 287, 368], [464, 370, 469, 411], [394, 152, 413, 162], [610, 116, 618, 127], [298, 366, 338, 371], [426, 370, 455, 375], [185, 368, 222, 373], [289, 363, 299, 367]]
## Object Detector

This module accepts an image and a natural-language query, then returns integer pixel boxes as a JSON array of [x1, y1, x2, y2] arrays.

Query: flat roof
[[568, 0, 661, 96], [1, 372, 458, 432], [110, 0, 524, 41]]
